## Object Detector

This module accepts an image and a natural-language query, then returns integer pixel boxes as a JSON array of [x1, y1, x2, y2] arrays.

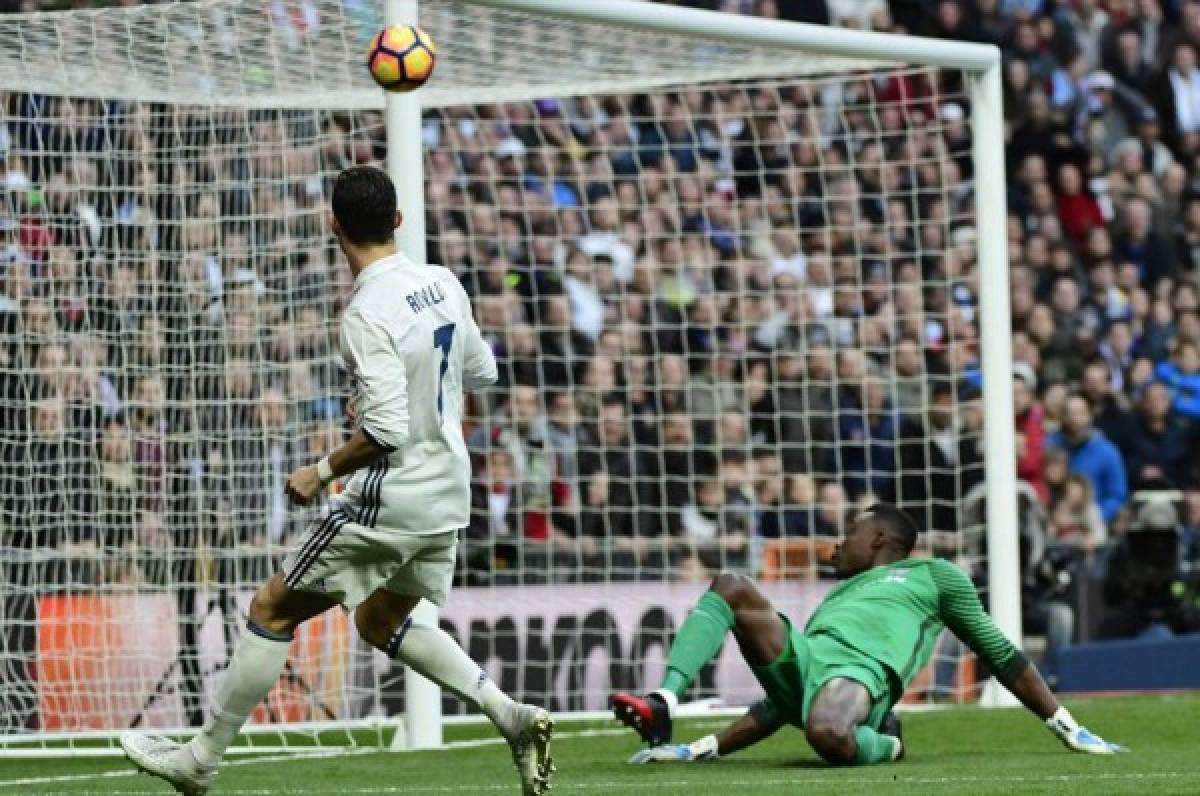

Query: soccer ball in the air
[[367, 25, 437, 92]]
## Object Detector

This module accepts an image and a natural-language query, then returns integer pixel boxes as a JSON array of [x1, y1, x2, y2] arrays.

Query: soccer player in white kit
[[121, 166, 554, 795]]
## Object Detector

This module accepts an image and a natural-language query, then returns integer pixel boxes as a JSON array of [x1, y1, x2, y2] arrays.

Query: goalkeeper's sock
[[385, 619, 516, 733], [852, 725, 903, 765], [190, 621, 291, 767], [661, 591, 735, 699]]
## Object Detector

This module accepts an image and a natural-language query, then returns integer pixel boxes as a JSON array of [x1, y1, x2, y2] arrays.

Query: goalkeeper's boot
[[504, 703, 555, 796], [881, 711, 905, 761], [612, 690, 673, 746], [120, 732, 217, 796]]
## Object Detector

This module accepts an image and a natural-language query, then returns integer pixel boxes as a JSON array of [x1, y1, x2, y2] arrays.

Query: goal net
[[0, 0, 1015, 755]]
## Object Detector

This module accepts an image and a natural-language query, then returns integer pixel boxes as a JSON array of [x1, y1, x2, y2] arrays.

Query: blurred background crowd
[[1, 0, 1200, 660]]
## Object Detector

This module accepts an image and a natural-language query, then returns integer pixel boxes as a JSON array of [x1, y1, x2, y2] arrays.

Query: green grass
[[2, 694, 1197, 795]]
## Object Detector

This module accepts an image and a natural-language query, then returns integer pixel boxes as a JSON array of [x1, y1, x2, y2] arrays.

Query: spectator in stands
[[1048, 393, 1128, 525], [466, 448, 520, 582], [1079, 358, 1135, 451], [575, 468, 623, 578], [538, 294, 592, 388], [1123, 380, 1192, 489], [545, 389, 584, 501], [897, 382, 964, 534], [1114, 196, 1173, 287], [239, 386, 299, 552], [813, 480, 848, 538], [837, 374, 898, 501], [129, 373, 169, 514], [1154, 41, 1200, 155], [751, 448, 785, 539], [1079, 71, 1131, 155], [1014, 362, 1048, 503], [1048, 473, 1108, 553], [96, 413, 135, 562], [1113, 107, 1175, 178], [781, 473, 817, 537], [777, 343, 835, 475], [470, 385, 571, 547], [1042, 446, 1070, 509], [132, 508, 170, 587], [680, 477, 729, 580], [1154, 339, 1200, 418], [892, 338, 927, 418], [1055, 162, 1105, 247], [717, 449, 755, 566], [659, 411, 709, 536], [577, 395, 662, 573], [495, 322, 541, 389], [1183, 489, 1200, 561], [27, 396, 94, 583]]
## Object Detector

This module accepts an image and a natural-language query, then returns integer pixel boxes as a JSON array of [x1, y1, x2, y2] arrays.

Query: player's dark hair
[[866, 503, 919, 553], [332, 166, 397, 245]]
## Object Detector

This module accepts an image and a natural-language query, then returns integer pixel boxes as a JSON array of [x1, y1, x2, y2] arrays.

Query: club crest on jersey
[[406, 282, 447, 314]]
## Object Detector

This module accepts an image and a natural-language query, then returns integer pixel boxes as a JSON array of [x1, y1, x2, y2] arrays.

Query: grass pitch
[[2, 694, 1196, 795]]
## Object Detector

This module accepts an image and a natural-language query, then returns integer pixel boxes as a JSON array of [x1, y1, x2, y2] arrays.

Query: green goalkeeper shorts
[[750, 615, 894, 730]]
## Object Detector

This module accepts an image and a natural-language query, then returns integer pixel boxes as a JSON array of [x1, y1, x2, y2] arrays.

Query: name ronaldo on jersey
[[406, 281, 448, 314]]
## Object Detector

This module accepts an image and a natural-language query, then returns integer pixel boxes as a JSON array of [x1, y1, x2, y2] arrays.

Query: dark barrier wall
[[1058, 633, 1200, 692]]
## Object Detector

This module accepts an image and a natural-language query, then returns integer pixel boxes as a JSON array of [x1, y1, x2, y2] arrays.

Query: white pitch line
[[0, 748, 375, 790], [12, 770, 1200, 796], [197, 771, 1200, 793], [0, 726, 643, 791], [6, 725, 1186, 795]]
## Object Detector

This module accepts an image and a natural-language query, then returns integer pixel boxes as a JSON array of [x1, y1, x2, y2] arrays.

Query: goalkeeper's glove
[[627, 734, 719, 764], [1047, 707, 1126, 754]]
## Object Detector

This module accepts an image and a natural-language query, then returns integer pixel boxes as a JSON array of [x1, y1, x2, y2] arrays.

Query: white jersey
[[336, 252, 496, 535]]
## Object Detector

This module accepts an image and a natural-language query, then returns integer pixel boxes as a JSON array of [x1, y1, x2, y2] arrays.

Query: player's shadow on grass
[[711, 756, 830, 769], [778, 759, 834, 769]]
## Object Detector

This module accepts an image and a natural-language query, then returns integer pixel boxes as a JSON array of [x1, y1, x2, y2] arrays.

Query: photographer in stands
[[1100, 495, 1200, 639]]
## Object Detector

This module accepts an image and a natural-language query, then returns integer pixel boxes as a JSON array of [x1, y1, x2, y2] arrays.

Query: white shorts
[[281, 506, 458, 608]]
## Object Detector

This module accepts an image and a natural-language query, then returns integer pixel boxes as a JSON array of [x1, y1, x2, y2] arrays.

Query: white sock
[[652, 688, 678, 717], [386, 620, 516, 732], [189, 623, 291, 766]]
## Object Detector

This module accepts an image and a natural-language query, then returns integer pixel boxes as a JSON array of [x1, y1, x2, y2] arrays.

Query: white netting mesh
[[0, 0, 894, 108], [0, 0, 994, 751]]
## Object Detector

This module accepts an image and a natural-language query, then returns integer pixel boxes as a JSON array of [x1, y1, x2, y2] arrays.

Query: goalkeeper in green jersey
[[612, 503, 1122, 765]]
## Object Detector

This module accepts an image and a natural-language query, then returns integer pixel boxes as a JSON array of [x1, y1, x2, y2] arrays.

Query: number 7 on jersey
[[433, 323, 456, 420]]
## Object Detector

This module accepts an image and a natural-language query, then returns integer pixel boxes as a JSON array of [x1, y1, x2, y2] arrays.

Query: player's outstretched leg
[[355, 590, 554, 796], [613, 572, 788, 746], [121, 574, 337, 795], [806, 678, 902, 766]]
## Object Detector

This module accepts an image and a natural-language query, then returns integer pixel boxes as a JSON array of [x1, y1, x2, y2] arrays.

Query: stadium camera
[[1102, 491, 1200, 636]]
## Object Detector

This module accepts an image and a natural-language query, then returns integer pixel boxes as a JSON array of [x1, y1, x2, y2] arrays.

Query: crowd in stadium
[[2, 0, 1200, 643]]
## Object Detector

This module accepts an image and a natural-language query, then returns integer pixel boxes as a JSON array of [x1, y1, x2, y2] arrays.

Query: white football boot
[[504, 704, 555, 796], [120, 732, 217, 796]]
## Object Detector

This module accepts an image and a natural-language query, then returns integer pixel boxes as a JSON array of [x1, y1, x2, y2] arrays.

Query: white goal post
[[385, 0, 1022, 721], [0, 0, 1021, 758]]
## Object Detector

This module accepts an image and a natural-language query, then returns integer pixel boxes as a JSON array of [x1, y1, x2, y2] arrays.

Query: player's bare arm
[[715, 700, 785, 756], [1007, 664, 1058, 719], [285, 428, 387, 506], [936, 554, 1123, 754]]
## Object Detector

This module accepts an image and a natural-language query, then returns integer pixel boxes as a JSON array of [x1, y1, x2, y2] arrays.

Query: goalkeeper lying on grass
[[613, 503, 1122, 766]]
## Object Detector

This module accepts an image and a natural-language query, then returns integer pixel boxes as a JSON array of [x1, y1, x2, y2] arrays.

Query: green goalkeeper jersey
[[803, 557, 1027, 689]]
